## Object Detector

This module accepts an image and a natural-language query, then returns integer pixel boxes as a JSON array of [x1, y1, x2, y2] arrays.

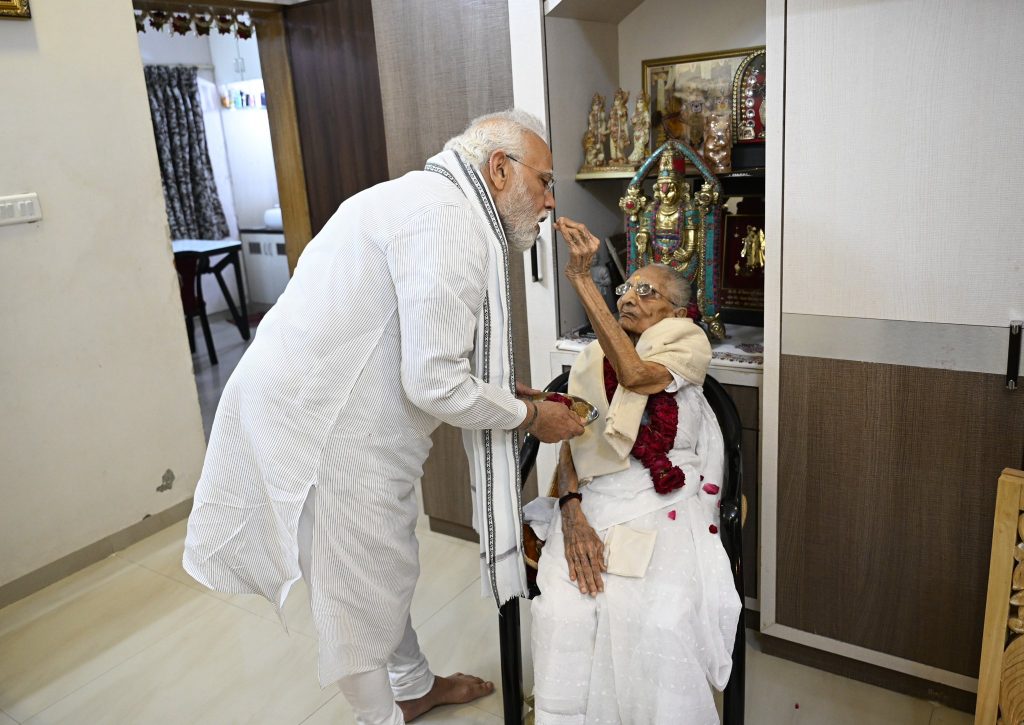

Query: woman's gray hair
[[647, 263, 691, 308], [444, 109, 548, 169]]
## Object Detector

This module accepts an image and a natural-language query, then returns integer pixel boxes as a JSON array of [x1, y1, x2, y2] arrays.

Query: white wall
[[545, 18, 623, 335], [0, 1, 207, 586], [217, 94, 279, 230], [209, 34, 280, 233], [137, 28, 213, 66], [209, 31, 263, 85], [618, 0, 766, 86]]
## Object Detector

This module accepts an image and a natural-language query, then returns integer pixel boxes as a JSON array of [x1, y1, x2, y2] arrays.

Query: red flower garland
[[603, 359, 685, 494], [546, 392, 573, 408]]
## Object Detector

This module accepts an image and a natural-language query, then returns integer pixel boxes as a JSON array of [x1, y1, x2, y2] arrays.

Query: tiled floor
[[0, 505, 974, 724], [0, 310, 975, 723], [188, 309, 262, 439]]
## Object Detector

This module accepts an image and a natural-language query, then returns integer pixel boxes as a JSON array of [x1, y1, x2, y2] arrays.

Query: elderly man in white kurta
[[182, 110, 584, 725]]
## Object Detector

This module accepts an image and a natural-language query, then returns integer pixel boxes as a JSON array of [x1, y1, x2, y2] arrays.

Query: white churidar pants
[[298, 487, 434, 725]]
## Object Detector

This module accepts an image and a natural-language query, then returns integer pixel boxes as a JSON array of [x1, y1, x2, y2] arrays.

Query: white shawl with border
[[425, 150, 528, 605]]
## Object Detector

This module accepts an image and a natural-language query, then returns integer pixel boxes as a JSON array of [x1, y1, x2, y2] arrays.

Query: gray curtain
[[144, 65, 228, 240]]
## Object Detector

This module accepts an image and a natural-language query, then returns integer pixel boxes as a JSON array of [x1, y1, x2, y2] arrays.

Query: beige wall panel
[[371, 0, 515, 179], [372, 0, 535, 533]]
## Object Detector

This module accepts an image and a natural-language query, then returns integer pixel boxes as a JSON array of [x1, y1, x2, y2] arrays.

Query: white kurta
[[530, 384, 741, 725], [183, 165, 526, 686]]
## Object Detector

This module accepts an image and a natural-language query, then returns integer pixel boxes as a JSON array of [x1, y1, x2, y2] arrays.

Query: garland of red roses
[[603, 358, 685, 494]]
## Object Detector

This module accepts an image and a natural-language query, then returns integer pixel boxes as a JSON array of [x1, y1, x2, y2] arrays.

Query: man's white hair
[[444, 109, 548, 169]]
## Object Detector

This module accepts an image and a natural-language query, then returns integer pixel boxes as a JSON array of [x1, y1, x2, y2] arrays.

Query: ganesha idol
[[619, 142, 727, 339]]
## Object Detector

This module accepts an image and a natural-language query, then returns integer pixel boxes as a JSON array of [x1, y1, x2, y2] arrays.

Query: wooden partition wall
[[776, 358, 1024, 683], [283, 0, 390, 236]]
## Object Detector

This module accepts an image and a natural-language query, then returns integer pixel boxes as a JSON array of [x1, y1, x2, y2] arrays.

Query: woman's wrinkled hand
[[555, 217, 601, 279], [561, 501, 605, 596]]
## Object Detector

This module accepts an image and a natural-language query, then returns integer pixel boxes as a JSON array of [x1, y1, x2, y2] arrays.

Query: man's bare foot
[[397, 673, 495, 721]]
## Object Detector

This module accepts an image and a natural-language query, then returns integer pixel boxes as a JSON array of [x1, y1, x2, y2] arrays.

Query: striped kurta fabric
[[183, 154, 527, 685]]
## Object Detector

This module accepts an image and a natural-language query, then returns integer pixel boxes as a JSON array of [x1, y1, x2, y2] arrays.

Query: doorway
[[133, 2, 310, 437]]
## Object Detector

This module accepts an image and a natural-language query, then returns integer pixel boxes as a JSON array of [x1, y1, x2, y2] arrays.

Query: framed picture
[[732, 49, 766, 143], [642, 46, 764, 155], [715, 196, 765, 325], [0, 0, 30, 18]]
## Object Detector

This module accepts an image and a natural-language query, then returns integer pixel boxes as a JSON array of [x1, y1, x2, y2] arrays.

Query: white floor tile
[[413, 580, 509, 719], [928, 704, 974, 724], [3, 512, 978, 725], [113, 519, 203, 593], [410, 530, 481, 627], [24, 598, 330, 725], [0, 561, 219, 722], [190, 526, 482, 643], [744, 637, 936, 725], [301, 693, 501, 725], [0, 555, 134, 639]]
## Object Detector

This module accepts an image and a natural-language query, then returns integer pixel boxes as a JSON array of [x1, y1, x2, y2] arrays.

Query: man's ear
[[673, 306, 688, 318], [488, 150, 510, 192]]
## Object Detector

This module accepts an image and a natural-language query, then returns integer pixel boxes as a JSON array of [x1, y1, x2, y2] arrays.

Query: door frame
[[133, 0, 312, 273]]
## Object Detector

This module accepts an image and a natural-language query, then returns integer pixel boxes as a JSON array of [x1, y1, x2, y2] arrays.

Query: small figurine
[[608, 88, 631, 165], [627, 93, 651, 166], [703, 112, 732, 173], [654, 154, 683, 232], [583, 93, 607, 169], [581, 129, 603, 170], [736, 226, 766, 275]]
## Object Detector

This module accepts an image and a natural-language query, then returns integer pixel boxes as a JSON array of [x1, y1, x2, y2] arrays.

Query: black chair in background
[[499, 371, 745, 724], [701, 373, 746, 725], [175, 254, 218, 366]]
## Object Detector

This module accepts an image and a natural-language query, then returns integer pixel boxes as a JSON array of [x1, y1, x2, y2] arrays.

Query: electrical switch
[[0, 193, 42, 227]]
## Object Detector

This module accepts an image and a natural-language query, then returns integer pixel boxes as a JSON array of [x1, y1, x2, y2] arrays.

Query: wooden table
[[172, 239, 251, 343]]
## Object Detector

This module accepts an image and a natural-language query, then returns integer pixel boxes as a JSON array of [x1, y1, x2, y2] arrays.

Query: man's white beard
[[496, 174, 542, 254]]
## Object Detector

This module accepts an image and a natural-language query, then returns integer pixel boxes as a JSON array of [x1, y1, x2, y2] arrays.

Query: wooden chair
[[499, 371, 746, 724], [975, 468, 1024, 724]]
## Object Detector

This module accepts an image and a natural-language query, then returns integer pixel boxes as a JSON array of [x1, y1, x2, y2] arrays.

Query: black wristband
[[558, 492, 582, 509]]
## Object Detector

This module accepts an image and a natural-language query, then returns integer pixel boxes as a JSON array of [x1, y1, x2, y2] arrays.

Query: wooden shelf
[[574, 169, 638, 181], [575, 166, 765, 183]]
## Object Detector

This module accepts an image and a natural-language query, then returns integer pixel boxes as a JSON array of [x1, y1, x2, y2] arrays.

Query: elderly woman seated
[[526, 218, 741, 725]]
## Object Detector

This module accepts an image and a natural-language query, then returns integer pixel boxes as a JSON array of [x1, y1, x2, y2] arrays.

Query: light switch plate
[[0, 193, 42, 226]]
